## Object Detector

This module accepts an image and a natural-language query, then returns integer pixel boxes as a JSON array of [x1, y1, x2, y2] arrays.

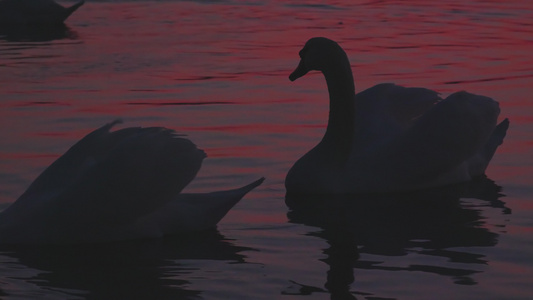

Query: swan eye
[[299, 47, 308, 59]]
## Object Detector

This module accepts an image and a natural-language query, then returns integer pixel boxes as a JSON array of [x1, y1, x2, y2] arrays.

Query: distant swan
[[286, 37, 509, 194], [0, 121, 264, 244], [0, 0, 84, 25]]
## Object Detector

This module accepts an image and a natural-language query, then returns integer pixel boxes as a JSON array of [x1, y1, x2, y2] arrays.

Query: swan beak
[[289, 59, 309, 81]]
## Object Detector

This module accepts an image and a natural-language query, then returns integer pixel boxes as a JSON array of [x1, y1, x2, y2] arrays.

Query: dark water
[[1, 0, 532, 299]]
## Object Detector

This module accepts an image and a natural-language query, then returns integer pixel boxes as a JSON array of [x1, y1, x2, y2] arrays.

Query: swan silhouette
[[286, 37, 509, 194], [0, 0, 84, 25], [0, 121, 264, 244]]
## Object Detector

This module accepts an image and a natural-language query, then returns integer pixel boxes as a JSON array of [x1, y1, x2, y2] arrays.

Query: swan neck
[[324, 64, 355, 100], [321, 66, 355, 163]]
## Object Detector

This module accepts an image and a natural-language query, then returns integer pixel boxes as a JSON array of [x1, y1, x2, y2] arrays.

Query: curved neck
[[320, 64, 355, 164]]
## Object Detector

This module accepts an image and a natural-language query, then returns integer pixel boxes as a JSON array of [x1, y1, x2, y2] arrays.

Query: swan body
[[286, 37, 509, 194], [0, 121, 264, 244], [0, 0, 84, 25]]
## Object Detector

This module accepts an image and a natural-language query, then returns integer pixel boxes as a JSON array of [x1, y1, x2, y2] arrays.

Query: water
[[1, 0, 532, 299]]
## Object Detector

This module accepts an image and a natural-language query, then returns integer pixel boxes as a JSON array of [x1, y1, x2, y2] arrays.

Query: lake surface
[[1, 0, 532, 299]]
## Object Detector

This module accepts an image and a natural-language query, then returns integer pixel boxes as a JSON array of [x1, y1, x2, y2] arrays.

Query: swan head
[[289, 37, 349, 81]]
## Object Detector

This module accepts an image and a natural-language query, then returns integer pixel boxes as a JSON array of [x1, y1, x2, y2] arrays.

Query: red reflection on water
[[205, 146, 262, 158], [1, 1, 531, 198], [0, 152, 57, 160], [0, 2, 531, 300], [13, 101, 71, 107]]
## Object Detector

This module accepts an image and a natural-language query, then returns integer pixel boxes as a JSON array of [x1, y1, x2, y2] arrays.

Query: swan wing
[[19, 120, 124, 201], [356, 83, 440, 123], [62, 125, 206, 226], [383, 91, 501, 182], [353, 83, 441, 149], [9, 121, 206, 227]]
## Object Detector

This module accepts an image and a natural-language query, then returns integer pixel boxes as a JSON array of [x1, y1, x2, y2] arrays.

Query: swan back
[[352, 83, 441, 150]]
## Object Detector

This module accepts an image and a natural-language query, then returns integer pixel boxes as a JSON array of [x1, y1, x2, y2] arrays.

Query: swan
[[285, 37, 509, 194], [0, 120, 264, 244], [0, 0, 84, 25]]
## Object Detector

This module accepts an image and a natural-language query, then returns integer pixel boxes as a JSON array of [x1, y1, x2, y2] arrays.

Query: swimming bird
[[285, 37, 509, 195], [0, 120, 264, 244], [0, 0, 84, 25]]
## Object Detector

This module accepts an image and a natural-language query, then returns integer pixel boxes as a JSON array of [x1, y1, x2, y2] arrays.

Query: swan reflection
[[286, 177, 509, 299], [0, 230, 251, 299]]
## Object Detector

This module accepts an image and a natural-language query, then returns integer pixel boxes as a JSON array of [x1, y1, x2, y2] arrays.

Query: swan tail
[[227, 177, 265, 195], [468, 118, 510, 176], [151, 178, 265, 234], [491, 118, 510, 147], [63, 0, 84, 21]]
